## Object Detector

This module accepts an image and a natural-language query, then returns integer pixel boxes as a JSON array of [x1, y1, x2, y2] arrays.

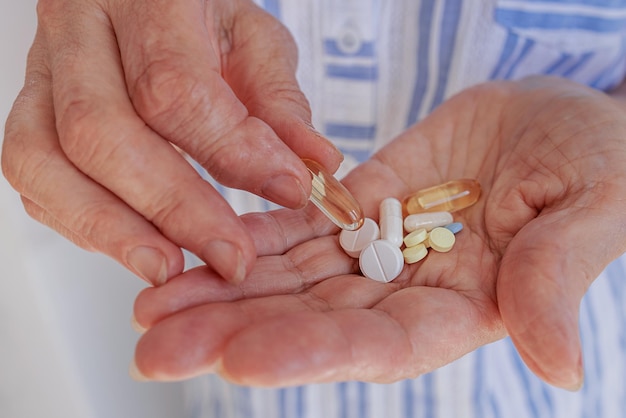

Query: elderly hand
[[1, 0, 341, 285], [131, 77, 626, 389]]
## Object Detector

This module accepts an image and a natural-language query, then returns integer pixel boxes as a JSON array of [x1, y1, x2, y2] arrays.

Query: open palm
[[132, 77, 626, 390]]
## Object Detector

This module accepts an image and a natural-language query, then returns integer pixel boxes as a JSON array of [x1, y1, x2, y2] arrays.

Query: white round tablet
[[339, 217, 380, 258], [359, 239, 404, 283]]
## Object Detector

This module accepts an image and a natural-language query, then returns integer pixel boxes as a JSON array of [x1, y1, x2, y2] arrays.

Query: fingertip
[[261, 173, 308, 209], [129, 358, 150, 382], [131, 314, 147, 334], [519, 340, 584, 390], [202, 239, 254, 284], [126, 245, 184, 286]]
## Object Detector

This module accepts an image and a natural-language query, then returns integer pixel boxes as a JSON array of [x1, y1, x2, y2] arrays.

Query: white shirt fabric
[[187, 1, 626, 417]]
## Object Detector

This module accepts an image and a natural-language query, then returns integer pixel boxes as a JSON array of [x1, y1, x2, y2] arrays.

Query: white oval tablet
[[339, 217, 380, 258], [404, 211, 453, 232], [359, 239, 404, 283]]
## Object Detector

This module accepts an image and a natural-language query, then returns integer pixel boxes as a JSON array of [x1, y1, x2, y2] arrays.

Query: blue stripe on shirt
[[504, 37, 536, 79], [262, 0, 281, 19], [429, 0, 463, 112], [590, 37, 626, 89], [544, 54, 573, 75], [605, 258, 626, 415], [581, 295, 604, 418], [325, 123, 376, 139], [296, 386, 305, 418], [407, 0, 436, 126], [473, 349, 487, 418], [495, 9, 626, 32], [562, 51, 594, 77], [338, 382, 348, 418], [540, 51, 593, 79], [490, 32, 519, 79], [325, 64, 379, 80], [513, 0, 626, 7], [507, 340, 544, 418], [423, 373, 435, 418], [358, 382, 368, 418]]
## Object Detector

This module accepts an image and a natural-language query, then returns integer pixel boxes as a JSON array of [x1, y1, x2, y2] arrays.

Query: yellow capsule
[[402, 179, 481, 215], [303, 159, 364, 231]]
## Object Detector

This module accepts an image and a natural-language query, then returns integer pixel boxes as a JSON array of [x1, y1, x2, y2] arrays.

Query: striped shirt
[[188, 1, 626, 417]]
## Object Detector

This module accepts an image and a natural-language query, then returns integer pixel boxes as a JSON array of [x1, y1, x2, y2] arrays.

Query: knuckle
[[2, 106, 45, 192], [1, 117, 23, 189], [201, 142, 250, 184], [56, 93, 110, 166], [146, 184, 190, 230], [36, 0, 57, 22], [71, 200, 127, 250], [36, 0, 70, 31], [197, 121, 272, 185], [21, 196, 43, 221], [129, 57, 209, 136]]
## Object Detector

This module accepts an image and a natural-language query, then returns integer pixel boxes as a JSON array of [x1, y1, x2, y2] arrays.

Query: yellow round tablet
[[403, 228, 427, 248], [403, 243, 428, 264], [427, 227, 456, 252]]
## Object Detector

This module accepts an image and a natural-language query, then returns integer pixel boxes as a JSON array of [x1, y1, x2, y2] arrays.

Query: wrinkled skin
[[132, 77, 626, 390], [1, 0, 341, 285]]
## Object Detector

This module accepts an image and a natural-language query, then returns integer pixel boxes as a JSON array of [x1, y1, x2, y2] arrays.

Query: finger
[[498, 200, 626, 390], [222, 1, 343, 172], [39, 1, 255, 282], [132, 286, 502, 385], [1, 37, 184, 285], [240, 205, 335, 257], [133, 235, 359, 327], [110, 0, 320, 208], [21, 196, 93, 251]]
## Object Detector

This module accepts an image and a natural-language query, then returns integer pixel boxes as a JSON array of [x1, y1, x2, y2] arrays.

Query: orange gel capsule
[[402, 179, 481, 215], [303, 159, 364, 231]]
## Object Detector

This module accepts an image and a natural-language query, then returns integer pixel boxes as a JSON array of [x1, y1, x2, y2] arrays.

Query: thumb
[[497, 206, 624, 390]]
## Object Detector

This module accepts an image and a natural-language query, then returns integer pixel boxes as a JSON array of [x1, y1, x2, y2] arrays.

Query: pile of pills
[[339, 197, 466, 283]]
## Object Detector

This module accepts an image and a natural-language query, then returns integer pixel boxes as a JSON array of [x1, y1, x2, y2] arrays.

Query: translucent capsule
[[304, 159, 364, 231], [402, 179, 481, 215]]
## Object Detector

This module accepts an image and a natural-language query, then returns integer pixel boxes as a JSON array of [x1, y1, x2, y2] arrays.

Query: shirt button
[[337, 24, 362, 55]]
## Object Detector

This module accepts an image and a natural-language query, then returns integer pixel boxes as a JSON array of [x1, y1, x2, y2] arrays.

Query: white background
[[0, 2, 185, 416]]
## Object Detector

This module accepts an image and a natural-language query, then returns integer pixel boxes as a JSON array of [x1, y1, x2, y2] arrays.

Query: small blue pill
[[444, 222, 463, 234]]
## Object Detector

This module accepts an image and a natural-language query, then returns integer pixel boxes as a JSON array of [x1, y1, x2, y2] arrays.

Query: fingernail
[[551, 354, 584, 391], [564, 358, 585, 391], [130, 315, 147, 334], [564, 372, 584, 391], [203, 240, 247, 283], [262, 174, 307, 208], [129, 359, 149, 382], [127, 246, 169, 286]]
